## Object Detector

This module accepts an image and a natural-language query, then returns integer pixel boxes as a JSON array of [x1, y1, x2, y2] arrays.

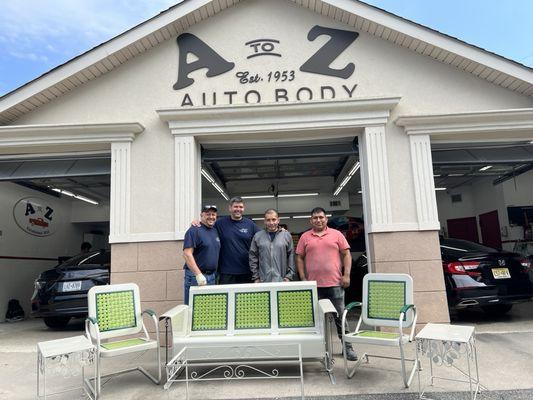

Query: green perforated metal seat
[[341, 273, 418, 388]]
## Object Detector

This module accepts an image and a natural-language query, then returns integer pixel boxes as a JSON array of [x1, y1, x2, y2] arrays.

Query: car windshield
[[440, 238, 498, 257], [58, 251, 110, 267]]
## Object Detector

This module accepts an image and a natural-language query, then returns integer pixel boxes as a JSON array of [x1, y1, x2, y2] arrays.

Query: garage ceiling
[[0, 153, 110, 203], [2, 141, 532, 203], [432, 141, 533, 190], [202, 140, 533, 199]]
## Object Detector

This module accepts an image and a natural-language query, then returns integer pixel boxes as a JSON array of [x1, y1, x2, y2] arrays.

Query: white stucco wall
[[12, 0, 533, 236]]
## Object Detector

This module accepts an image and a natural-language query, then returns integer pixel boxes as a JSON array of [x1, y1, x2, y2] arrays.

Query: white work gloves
[[195, 273, 207, 286]]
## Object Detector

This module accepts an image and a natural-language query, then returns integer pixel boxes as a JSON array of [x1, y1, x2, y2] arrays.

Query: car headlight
[[34, 279, 45, 290]]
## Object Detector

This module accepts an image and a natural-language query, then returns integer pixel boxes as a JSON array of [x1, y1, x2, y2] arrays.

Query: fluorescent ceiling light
[[278, 192, 319, 198], [252, 216, 291, 221], [333, 161, 360, 196], [433, 174, 441, 177], [201, 168, 229, 201], [448, 173, 463, 177], [479, 165, 492, 171], [242, 193, 319, 199], [435, 187, 447, 191], [242, 195, 275, 199], [292, 214, 332, 219], [357, 190, 363, 194], [347, 161, 360, 176], [49, 186, 99, 205]]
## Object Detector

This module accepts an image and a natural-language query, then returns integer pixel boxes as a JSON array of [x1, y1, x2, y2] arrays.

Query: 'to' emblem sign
[[13, 197, 57, 237]]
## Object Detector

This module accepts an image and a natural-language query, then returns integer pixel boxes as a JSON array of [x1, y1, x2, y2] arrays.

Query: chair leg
[[138, 346, 162, 384], [399, 344, 418, 388]]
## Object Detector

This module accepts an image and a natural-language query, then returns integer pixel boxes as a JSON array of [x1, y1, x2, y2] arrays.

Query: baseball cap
[[201, 204, 218, 212]]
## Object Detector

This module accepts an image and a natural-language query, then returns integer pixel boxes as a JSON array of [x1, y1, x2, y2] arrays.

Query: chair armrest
[[345, 301, 362, 311], [398, 304, 417, 341], [318, 299, 337, 316], [160, 305, 189, 337], [143, 309, 156, 317], [85, 317, 101, 346]]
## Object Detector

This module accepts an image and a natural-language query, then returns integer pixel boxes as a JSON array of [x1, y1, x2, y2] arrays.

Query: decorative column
[[359, 125, 393, 232], [110, 141, 131, 240], [409, 134, 440, 230], [174, 135, 201, 239]]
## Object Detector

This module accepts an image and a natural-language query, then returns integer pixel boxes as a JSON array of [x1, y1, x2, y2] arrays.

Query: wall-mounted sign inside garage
[[13, 197, 57, 237]]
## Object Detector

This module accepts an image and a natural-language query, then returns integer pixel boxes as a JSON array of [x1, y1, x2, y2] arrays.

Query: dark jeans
[[218, 273, 253, 285], [183, 269, 216, 305], [317, 286, 346, 339]]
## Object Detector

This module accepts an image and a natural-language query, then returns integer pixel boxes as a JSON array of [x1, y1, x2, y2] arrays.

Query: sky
[[0, 0, 532, 97]]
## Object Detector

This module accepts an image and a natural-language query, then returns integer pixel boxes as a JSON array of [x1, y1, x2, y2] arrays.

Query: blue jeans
[[183, 269, 216, 305]]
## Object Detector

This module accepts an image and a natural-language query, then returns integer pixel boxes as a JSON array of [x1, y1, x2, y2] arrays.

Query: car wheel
[[43, 316, 71, 329], [481, 304, 513, 316]]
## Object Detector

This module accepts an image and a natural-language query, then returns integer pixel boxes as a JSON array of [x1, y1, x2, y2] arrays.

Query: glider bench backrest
[[162, 281, 335, 361], [190, 281, 319, 335]]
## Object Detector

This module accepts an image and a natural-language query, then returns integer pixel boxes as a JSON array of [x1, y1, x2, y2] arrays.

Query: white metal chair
[[341, 273, 418, 388], [85, 283, 161, 397]]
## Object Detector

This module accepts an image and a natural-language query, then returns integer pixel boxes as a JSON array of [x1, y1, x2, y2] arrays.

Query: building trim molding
[[157, 97, 401, 137], [0, 122, 144, 148], [395, 108, 533, 137]]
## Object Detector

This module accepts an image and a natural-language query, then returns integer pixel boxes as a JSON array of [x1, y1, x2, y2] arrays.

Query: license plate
[[491, 268, 511, 279], [62, 281, 82, 291]]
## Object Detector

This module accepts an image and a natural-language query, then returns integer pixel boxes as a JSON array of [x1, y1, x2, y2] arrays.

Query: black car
[[440, 238, 532, 315], [347, 238, 533, 316], [31, 250, 110, 328]]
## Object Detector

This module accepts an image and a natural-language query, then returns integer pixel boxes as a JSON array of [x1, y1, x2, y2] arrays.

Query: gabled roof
[[1, 0, 532, 125]]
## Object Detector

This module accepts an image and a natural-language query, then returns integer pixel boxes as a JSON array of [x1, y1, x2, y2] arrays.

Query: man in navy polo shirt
[[216, 197, 261, 284], [182, 205, 220, 304]]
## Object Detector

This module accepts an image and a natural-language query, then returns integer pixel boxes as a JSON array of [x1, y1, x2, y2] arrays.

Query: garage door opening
[[0, 152, 111, 327], [199, 137, 367, 303], [432, 140, 533, 324]]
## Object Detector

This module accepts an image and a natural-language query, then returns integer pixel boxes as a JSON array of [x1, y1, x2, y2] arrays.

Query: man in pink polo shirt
[[296, 207, 358, 361]]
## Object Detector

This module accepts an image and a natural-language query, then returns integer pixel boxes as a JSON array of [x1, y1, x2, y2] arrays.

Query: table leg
[[416, 341, 422, 399]]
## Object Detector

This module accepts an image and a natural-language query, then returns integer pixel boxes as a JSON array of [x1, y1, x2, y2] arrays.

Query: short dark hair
[[310, 207, 326, 216], [264, 208, 278, 217], [229, 196, 244, 205], [81, 242, 92, 251]]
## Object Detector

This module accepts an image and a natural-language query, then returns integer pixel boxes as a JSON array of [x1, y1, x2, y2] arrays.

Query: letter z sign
[[174, 25, 359, 90]]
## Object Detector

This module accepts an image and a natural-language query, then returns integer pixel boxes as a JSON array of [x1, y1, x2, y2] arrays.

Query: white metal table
[[164, 343, 304, 399], [37, 335, 97, 399], [415, 323, 483, 400]]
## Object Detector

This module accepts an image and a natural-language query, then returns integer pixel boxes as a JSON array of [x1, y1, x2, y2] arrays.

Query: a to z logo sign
[[173, 25, 359, 106], [13, 197, 57, 237]]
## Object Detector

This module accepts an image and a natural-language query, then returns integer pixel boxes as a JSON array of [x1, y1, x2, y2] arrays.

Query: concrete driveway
[[1, 302, 533, 399]]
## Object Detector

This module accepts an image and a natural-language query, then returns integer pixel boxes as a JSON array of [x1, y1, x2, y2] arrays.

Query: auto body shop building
[[1, 0, 533, 324]]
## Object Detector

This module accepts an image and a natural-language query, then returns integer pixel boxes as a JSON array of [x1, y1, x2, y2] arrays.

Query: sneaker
[[345, 345, 358, 361]]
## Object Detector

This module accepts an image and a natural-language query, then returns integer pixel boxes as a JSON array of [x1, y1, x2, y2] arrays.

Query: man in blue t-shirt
[[215, 197, 260, 284], [182, 205, 220, 304]]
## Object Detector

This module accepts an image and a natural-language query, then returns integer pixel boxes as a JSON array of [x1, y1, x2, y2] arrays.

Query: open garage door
[[199, 137, 367, 303], [0, 152, 111, 326], [432, 140, 533, 323]]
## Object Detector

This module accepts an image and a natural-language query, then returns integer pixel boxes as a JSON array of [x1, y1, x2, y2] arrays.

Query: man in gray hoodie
[[249, 209, 296, 282]]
